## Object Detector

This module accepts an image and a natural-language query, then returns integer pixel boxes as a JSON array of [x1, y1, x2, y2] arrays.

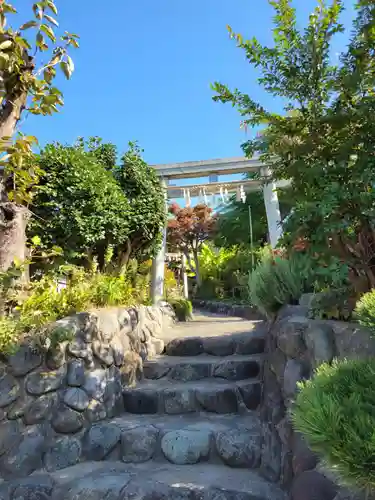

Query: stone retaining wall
[[192, 299, 265, 320], [0, 304, 174, 480], [262, 304, 375, 500]]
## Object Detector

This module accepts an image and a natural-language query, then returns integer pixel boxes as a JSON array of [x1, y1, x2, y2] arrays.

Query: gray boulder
[[121, 425, 159, 463], [161, 429, 211, 465], [216, 428, 261, 468], [44, 436, 82, 472], [64, 388, 90, 411], [0, 427, 45, 479], [8, 345, 43, 376], [23, 393, 57, 425], [25, 367, 65, 396], [163, 388, 196, 414], [0, 374, 20, 407], [67, 359, 85, 387], [83, 423, 121, 460], [51, 405, 84, 434]]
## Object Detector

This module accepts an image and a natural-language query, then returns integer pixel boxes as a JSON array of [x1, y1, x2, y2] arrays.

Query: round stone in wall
[[25, 367, 65, 396], [85, 398, 107, 423], [83, 423, 121, 460], [215, 428, 261, 468], [92, 340, 114, 366], [0, 374, 20, 407], [0, 420, 22, 456], [67, 359, 85, 387], [1, 426, 45, 479], [23, 393, 57, 425], [51, 405, 84, 434], [121, 425, 159, 463], [166, 337, 204, 357], [7, 394, 34, 420], [83, 368, 108, 401], [161, 429, 211, 465], [64, 387, 90, 411], [44, 436, 82, 472], [8, 345, 43, 376]]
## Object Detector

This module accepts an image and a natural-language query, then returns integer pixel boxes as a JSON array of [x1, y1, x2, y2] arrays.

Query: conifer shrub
[[293, 358, 375, 493], [170, 298, 193, 322], [248, 249, 305, 317]]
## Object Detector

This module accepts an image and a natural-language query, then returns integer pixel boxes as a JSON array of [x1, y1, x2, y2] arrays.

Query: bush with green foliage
[[213, 0, 375, 293], [310, 288, 356, 321], [19, 266, 137, 333], [194, 243, 261, 302], [354, 290, 375, 336], [248, 249, 307, 317], [293, 359, 375, 494], [30, 139, 166, 271], [171, 298, 193, 322], [0, 317, 21, 356]]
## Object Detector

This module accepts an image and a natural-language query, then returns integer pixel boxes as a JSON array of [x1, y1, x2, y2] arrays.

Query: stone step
[[143, 354, 263, 382], [12, 462, 286, 499], [106, 412, 262, 468], [164, 329, 266, 357], [123, 378, 261, 415]]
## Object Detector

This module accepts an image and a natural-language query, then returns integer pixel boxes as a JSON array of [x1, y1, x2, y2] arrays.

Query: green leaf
[[40, 24, 56, 42], [20, 20, 38, 30], [44, 14, 58, 27], [0, 40, 12, 50], [31, 235, 42, 247], [66, 55, 74, 74], [46, 0, 58, 15], [60, 60, 72, 79], [33, 3, 43, 20], [3, 3, 17, 14]]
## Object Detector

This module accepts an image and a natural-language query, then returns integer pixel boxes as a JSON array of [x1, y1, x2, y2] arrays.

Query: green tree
[[212, 0, 375, 291], [215, 188, 293, 248], [30, 140, 130, 268], [114, 142, 166, 265], [0, 0, 78, 271]]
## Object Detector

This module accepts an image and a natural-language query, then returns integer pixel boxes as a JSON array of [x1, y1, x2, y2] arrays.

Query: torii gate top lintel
[[151, 156, 263, 180]]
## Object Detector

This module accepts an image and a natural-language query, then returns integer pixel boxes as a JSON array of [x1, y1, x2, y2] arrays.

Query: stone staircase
[[73, 327, 284, 499], [0, 324, 287, 499]]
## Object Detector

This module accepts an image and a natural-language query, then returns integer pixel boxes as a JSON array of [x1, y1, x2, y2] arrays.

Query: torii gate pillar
[[262, 167, 283, 248], [151, 179, 168, 304]]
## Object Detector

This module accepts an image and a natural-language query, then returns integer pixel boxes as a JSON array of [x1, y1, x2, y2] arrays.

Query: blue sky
[[17, 0, 355, 166]]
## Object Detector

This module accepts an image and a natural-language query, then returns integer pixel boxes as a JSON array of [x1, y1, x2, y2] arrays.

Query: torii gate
[[150, 156, 288, 304]]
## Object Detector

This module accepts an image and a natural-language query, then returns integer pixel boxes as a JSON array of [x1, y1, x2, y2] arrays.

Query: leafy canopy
[[168, 203, 217, 255], [212, 0, 375, 291], [30, 139, 130, 262], [114, 142, 167, 260], [29, 139, 167, 267], [0, 0, 79, 204]]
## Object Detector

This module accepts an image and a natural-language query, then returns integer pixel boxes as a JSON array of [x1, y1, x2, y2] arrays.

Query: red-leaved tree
[[167, 203, 216, 286]]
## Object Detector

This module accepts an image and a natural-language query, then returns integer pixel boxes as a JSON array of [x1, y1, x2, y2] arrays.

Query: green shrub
[[310, 288, 355, 321], [354, 289, 375, 335], [171, 298, 193, 322], [248, 250, 306, 317], [293, 359, 375, 493], [89, 273, 133, 307], [0, 317, 21, 355], [18, 266, 137, 334]]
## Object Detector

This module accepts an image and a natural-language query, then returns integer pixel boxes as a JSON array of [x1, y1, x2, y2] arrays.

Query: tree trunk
[[0, 89, 29, 274], [192, 249, 201, 287], [0, 91, 28, 139], [118, 240, 132, 271], [0, 202, 29, 271]]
